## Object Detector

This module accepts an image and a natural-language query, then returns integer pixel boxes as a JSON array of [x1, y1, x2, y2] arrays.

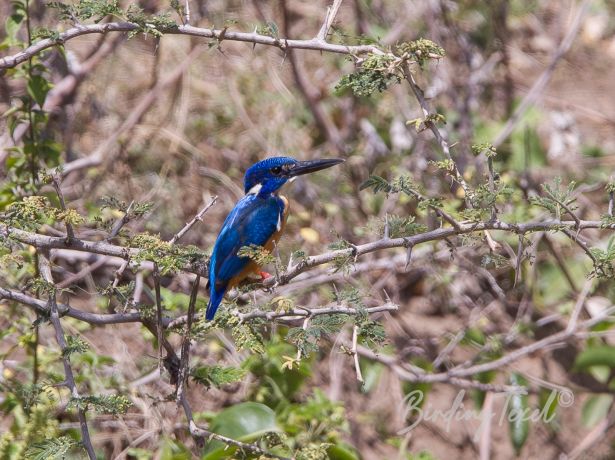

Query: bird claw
[[259, 271, 272, 280]]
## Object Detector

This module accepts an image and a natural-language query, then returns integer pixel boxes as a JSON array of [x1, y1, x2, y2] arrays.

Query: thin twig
[[169, 196, 218, 245], [57, 256, 109, 288], [51, 176, 75, 239], [106, 201, 134, 241], [176, 275, 200, 403], [153, 262, 164, 371], [38, 250, 96, 460], [5, 218, 615, 289], [566, 278, 592, 334], [547, 192, 581, 230], [183, 0, 191, 25], [402, 63, 472, 204], [316, 0, 344, 41], [479, 392, 494, 460], [351, 325, 363, 383]]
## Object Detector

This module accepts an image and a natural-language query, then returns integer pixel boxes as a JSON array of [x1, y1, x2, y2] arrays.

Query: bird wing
[[210, 194, 285, 288]]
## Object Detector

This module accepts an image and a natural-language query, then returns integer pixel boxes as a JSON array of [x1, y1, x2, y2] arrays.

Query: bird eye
[[271, 166, 282, 175]]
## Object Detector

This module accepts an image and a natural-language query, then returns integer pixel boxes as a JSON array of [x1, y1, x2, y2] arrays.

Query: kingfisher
[[206, 156, 344, 320]]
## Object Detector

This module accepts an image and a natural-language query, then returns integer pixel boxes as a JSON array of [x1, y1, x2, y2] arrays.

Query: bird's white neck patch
[[247, 183, 262, 195], [288, 177, 297, 183]]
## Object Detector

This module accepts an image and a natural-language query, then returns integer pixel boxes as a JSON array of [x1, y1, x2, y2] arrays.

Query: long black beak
[[288, 158, 344, 177]]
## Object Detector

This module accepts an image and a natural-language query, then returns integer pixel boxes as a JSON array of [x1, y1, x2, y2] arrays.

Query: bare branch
[[153, 262, 164, 371], [0, 286, 144, 325], [402, 63, 472, 203], [351, 325, 364, 383], [5, 218, 615, 290], [51, 176, 75, 239], [176, 275, 200, 403], [38, 250, 96, 460], [566, 278, 592, 334], [169, 196, 218, 245], [234, 302, 397, 323], [316, 0, 344, 41], [183, 0, 191, 25], [0, 22, 384, 71], [106, 200, 134, 241]]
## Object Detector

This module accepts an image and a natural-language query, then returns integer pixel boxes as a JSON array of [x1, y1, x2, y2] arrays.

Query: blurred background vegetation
[[3, 0, 615, 459]]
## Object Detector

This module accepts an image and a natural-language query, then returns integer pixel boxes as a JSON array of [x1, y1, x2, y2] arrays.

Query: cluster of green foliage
[[1, 0, 61, 209], [335, 38, 445, 97], [48, 0, 178, 37], [131, 232, 204, 275]]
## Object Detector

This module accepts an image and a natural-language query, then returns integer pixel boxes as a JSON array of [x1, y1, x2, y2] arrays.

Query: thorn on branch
[[169, 196, 218, 245], [404, 241, 413, 271], [351, 325, 364, 384]]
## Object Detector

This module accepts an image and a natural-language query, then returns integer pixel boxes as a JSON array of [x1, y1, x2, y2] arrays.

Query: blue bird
[[206, 156, 344, 320]]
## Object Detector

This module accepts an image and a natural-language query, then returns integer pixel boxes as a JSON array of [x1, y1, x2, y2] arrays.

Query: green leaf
[[359, 175, 393, 194], [538, 388, 558, 426], [25, 437, 79, 460], [328, 444, 359, 460], [581, 394, 613, 428], [202, 402, 280, 459], [190, 365, 246, 388], [27, 74, 51, 107], [335, 53, 400, 97], [5, 13, 25, 42], [574, 346, 615, 370], [360, 360, 383, 393], [507, 373, 529, 456]]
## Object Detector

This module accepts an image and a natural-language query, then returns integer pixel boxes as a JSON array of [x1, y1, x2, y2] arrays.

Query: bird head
[[243, 156, 344, 196]]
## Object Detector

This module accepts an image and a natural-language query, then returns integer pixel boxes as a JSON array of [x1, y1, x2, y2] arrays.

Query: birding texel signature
[[398, 387, 574, 441]]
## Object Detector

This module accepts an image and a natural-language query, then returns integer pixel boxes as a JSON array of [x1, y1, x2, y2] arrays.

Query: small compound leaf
[[574, 346, 615, 370]]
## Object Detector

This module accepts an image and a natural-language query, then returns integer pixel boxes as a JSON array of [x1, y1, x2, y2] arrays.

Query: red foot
[[259, 271, 272, 280]]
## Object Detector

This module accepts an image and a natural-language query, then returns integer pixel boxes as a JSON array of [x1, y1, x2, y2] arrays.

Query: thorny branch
[[4, 218, 615, 289], [169, 196, 218, 245], [0, 22, 384, 70]]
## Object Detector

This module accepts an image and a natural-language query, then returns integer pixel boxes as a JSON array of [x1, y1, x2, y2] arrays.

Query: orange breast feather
[[227, 196, 289, 289]]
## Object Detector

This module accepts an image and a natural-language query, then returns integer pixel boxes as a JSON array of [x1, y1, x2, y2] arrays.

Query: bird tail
[[206, 285, 226, 321]]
